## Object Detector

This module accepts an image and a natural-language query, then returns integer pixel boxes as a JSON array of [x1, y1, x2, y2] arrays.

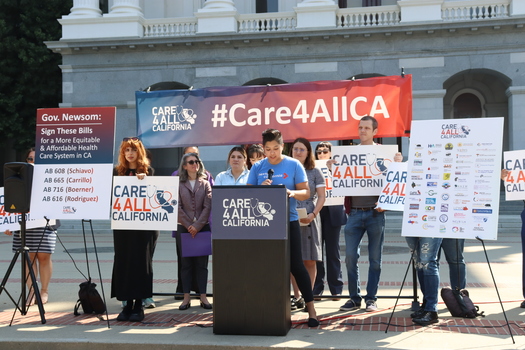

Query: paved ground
[[1, 218, 525, 349]]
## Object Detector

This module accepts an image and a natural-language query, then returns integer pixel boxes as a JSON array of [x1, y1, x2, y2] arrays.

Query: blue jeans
[[344, 209, 385, 303], [439, 238, 466, 290], [406, 237, 443, 312]]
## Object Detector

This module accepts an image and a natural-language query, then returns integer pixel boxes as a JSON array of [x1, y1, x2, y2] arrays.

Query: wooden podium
[[212, 185, 290, 336]]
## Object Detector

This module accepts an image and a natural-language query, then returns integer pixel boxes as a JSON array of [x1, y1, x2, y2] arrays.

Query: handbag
[[74, 278, 106, 315], [440, 287, 484, 318]]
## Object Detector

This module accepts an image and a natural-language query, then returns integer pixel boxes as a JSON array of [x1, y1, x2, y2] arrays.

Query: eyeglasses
[[123, 137, 139, 142], [316, 150, 330, 154], [293, 148, 307, 153], [26, 157, 34, 161], [186, 160, 201, 165]]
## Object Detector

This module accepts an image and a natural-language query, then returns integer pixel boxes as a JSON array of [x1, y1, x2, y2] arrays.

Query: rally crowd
[[7, 115, 517, 327]]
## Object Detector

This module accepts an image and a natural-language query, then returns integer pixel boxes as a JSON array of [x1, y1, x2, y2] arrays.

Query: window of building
[[256, 0, 278, 13], [453, 93, 483, 118], [363, 0, 381, 6]]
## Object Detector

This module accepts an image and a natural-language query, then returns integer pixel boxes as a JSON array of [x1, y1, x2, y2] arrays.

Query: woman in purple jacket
[[177, 152, 213, 310]]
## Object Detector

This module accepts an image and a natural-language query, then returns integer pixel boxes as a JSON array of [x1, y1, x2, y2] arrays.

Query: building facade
[[46, 0, 525, 175]]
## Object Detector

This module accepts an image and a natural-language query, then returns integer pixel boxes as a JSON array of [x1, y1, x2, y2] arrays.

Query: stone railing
[[140, 1, 514, 38], [442, 0, 510, 21], [237, 12, 297, 33], [143, 17, 198, 37], [336, 5, 400, 28]]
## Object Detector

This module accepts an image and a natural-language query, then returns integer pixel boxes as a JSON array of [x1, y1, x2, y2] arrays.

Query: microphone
[[267, 169, 274, 181]]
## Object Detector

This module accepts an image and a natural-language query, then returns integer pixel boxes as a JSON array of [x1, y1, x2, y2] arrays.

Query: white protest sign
[[331, 145, 399, 196], [0, 187, 56, 231], [30, 107, 116, 220], [315, 160, 344, 206], [503, 150, 525, 201], [402, 117, 503, 240], [111, 176, 179, 230], [377, 162, 407, 211]]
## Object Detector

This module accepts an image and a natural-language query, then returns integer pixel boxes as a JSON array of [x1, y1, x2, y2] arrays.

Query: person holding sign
[[214, 146, 250, 185], [4, 148, 57, 306], [289, 138, 326, 310], [340, 116, 396, 313], [501, 168, 525, 308], [112, 137, 158, 322], [177, 152, 213, 310], [312, 142, 346, 300], [247, 129, 319, 327]]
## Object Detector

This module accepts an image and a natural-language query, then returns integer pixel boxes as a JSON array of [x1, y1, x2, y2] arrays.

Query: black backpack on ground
[[74, 278, 106, 315], [441, 287, 485, 318]]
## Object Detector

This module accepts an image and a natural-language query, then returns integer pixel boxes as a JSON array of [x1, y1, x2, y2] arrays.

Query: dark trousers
[[521, 208, 525, 299], [290, 220, 314, 303], [181, 255, 209, 294], [314, 207, 344, 295]]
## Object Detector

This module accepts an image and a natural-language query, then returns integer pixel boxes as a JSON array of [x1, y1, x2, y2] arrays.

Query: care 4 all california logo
[[151, 105, 197, 132], [222, 197, 276, 227], [441, 122, 471, 139]]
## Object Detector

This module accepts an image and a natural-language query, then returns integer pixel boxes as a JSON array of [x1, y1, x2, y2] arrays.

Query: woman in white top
[[214, 146, 250, 186]]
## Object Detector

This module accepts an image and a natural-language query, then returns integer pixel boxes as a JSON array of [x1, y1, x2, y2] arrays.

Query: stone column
[[68, 0, 102, 17], [294, 0, 338, 29], [506, 86, 525, 150], [109, 0, 143, 16], [200, 0, 237, 11], [196, 0, 238, 34]]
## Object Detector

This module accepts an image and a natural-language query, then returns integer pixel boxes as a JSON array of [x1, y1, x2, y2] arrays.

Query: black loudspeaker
[[4, 162, 33, 213]]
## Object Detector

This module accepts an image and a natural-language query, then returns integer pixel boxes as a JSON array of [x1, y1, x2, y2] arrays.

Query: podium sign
[[212, 185, 290, 335]]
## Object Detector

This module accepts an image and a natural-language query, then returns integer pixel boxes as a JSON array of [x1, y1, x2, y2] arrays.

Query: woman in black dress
[[112, 137, 159, 322]]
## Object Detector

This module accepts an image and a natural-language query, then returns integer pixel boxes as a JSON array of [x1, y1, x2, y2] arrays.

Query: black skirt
[[111, 229, 159, 301]]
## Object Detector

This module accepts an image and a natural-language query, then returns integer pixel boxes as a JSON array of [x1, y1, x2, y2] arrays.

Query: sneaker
[[365, 300, 377, 312], [339, 300, 361, 311], [410, 307, 425, 319], [291, 297, 305, 310], [143, 297, 156, 309], [412, 311, 439, 326]]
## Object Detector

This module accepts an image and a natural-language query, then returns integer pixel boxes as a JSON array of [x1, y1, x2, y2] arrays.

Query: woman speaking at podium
[[247, 129, 319, 327]]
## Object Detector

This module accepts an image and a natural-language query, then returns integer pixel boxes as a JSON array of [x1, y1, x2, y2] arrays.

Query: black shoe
[[410, 307, 425, 319], [200, 302, 213, 310], [179, 302, 191, 310], [291, 297, 304, 310], [521, 300, 525, 308], [117, 307, 132, 321], [307, 318, 320, 327], [412, 311, 439, 326], [129, 308, 145, 322]]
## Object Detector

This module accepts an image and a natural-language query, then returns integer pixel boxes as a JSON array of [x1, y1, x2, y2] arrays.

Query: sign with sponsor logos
[[136, 76, 412, 148], [331, 145, 399, 196], [30, 107, 116, 220], [503, 150, 525, 201], [315, 160, 344, 206], [111, 176, 179, 230], [212, 185, 288, 239], [377, 161, 407, 211], [402, 118, 503, 240]]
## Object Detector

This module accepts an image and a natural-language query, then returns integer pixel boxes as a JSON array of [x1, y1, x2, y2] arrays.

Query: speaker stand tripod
[[0, 214, 46, 325]]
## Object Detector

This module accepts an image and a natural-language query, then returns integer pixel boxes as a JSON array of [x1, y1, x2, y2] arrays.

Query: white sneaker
[[365, 300, 377, 312], [143, 298, 156, 308]]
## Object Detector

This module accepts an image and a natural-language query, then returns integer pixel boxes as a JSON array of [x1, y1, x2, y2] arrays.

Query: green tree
[[0, 0, 72, 153]]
